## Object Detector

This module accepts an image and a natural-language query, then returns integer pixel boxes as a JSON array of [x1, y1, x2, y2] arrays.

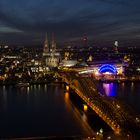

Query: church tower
[[50, 33, 56, 53], [43, 34, 49, 56], [43, 33, 61, 68]]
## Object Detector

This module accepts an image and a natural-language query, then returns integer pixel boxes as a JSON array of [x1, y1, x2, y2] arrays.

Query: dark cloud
[[0, 0, 140, 46]]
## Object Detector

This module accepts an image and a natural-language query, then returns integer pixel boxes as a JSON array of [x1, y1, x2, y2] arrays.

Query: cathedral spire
[[51, 33, 56, 53], [43, 33, 49, 54]]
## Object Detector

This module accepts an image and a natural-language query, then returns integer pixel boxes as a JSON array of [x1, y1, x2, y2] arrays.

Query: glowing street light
[[83, 104, 88, 112]]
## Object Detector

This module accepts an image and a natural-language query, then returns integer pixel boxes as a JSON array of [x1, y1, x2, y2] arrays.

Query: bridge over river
[[56, 71, 140, 137]]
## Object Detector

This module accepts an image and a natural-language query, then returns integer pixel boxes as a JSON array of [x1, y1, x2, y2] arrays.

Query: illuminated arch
[[99, 64, 117, 74]]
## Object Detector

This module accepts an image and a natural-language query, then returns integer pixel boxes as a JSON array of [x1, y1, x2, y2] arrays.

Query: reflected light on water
[[2, 86, 7, 111], [44, 84, 47, 92], [64, 92, 71, 111], [103, 83, 115, 97], [27, 87, 30, 94], [121, 82, 125, 93], [131, 82, 134, 92], [38, 84, 41, 91], [122, 82, 125, 87], [65, 92, 69, 101], [27, 86, 30, 104], [30, 85, 33, 91], [82, 113, 87, 122], [63, 92, 93, 135], [34, 84, 36, 89]]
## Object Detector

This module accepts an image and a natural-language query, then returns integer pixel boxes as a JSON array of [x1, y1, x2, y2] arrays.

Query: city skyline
[[0, 0, 140, 46]]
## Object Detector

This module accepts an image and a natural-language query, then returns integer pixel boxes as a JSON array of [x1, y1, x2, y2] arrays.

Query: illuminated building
[[98, 64, 123, 75], [59, 60, 78, 67], [99, 64, 117, 74], [114, 41, 119, 53], [84, 60, 125, 78], [43, 34, 49, 56], [43, 34, 61, 68], [123, 55, 130, 66], [87, 55, 93, 62], [64, 52, 70, 60]]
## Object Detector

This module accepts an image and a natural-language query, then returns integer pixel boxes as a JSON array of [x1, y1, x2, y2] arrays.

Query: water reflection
[[131, 82, 134, 92], [64, 90, 94, 135], [122, 82, 125, 88], [72, 101, 94, 135], [82, 113, 87, 122], [27, 86, 30, 94], [64, 91, 71, 111], [121, 82, 125, 93], [101, 82, 140, 113], [27, 86, 30, 104], [44, 84, 47, 92], [34, 84, 37, 91], [2, 86, 7, 111], [64, 92, 69, 101], [38, 84, 41, 91], [103, 83, 116, 97]]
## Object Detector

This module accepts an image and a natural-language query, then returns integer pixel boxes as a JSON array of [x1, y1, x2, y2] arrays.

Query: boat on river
[[16, 82, 30, 87]]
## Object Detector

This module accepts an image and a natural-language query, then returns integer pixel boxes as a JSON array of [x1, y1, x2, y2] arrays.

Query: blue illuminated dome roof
[[99, 64, 117, 73]]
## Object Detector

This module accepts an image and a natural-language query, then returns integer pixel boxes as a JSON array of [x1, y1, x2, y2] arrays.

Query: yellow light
[[116, 104, 120, 109], [107, 136, 111, 139], [136, 117, 140, 123], [66, 85, 69, 91], [99, 128, 103, 134], [4, 74, 8, 78], [83, 104, 88, 112], [65, 92, 69, 100], [95, 71, 99, 75], [104, 72, 111, 75], [117, 67, 123, 74], [131, 82, 134, 88], [27, 87, 30, 94]]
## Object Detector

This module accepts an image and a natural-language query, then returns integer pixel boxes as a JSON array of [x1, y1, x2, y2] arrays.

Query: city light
[[65, 92, 69, 100], [66, 85, 69, 91], [0, 0, 140, 139], [99, 64, 117, 74], [83, 104, 88, 112]]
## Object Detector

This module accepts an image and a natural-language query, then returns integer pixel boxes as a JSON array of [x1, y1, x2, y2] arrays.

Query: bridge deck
[[57, 72, 140, 136]]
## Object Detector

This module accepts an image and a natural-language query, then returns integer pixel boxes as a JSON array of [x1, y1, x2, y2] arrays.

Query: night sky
[[0, 0, 140, 46]]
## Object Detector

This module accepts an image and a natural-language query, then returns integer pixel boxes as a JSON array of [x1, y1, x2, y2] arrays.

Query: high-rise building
[[114, 41, 119, 53], [43, 34, 61, 68]]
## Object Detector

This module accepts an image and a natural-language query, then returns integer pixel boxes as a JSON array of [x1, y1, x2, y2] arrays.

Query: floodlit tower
[[114, 40, 119, 53], [87, 55, 93, 62], [51, 33, 56, 53], [43, 33, 61, 68], [43, 33, 49, 54]]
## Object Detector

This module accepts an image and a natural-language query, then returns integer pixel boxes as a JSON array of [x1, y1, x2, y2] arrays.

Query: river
[[101, 82, 140, 113], [0, 82, 139, 139], [0, 84, 95, 139]]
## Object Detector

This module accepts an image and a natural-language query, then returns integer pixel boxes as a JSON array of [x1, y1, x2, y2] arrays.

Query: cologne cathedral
[[43, 34, 61, 68]]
